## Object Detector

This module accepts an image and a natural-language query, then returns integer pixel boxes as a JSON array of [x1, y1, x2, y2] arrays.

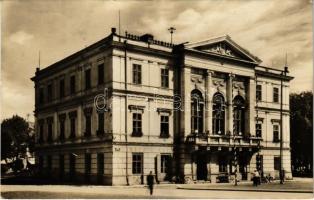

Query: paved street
[[1, 179, 313, 199]]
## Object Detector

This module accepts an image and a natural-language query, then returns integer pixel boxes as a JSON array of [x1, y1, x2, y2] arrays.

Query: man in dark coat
[[147, 171, 154, 195]]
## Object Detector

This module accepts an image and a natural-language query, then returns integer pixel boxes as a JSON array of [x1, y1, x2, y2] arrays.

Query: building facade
[[31, 28, 293, 185]]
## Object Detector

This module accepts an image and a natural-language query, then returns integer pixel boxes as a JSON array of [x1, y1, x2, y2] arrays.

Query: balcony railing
[[186, 133, 263, 147]]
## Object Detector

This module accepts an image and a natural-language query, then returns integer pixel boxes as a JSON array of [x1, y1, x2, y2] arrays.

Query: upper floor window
[[47, 123, 53, 143], [273, 124, 280, 142], [59, 118, 65, 141], [70, 75, 76, 95], [39, 88, 44, 104], [132, 64, 142, 84], [47, 84, 53, 102], [85, 69, 91, 89], [97, 112, 105, 136], [255, 123, 262, 137], [212, 93, 225, 135], [233, 95, 245, 135], [60, 79, 65, 98], [273, 87, 279, 103], [160, 115, 169, 138], [191, 90, 204, 134], [161, 68, 169, 88], [98, 64, 104, 85], [132, 113, 142, 137], [84, 107, 92, 137], [256, 85, 262, 101], [70, 117, 76, 139], [39, 123, 44, 143]]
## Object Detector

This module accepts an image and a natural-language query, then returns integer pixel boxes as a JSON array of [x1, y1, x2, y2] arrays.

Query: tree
[[290, 91, 313, 177], [1, 115, 34, 166]]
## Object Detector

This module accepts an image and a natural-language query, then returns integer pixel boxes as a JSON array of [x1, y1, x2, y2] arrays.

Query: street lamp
[[279, 66, 289, 184]]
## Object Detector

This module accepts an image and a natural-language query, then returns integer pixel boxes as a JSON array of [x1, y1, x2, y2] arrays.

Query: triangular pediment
[[186, 35, 262, 64]]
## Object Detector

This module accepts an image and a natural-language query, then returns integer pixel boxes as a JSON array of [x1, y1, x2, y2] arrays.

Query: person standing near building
[[147, 171, 154, 195]]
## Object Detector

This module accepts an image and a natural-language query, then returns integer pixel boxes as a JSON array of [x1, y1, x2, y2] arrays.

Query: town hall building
[[31, 28, 293, 185]]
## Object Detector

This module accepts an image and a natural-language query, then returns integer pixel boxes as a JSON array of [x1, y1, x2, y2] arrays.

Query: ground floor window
[[132, 153, 143, 174], [161, 154, 171, 173], [47, 155, 52, 173], [69, 154, 76, 177], [274, 156, 280, 170], [59, 155, 64, 178], [219, 159, 228, 173], [85, 153, 91, 176]]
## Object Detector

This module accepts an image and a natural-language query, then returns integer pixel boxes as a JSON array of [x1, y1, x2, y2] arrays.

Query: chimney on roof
[[140, 34, 154, 43], [111, 27, 117, 34]]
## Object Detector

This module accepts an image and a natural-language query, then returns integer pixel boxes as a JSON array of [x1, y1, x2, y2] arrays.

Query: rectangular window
[[132, 153, 143, 174], [161, 154, 171, 173], [132, 64, 142, 84], [255, 123, 262, 137], [47, 84, 53, 102], [98, 64, 104, 85], [39, 88, 44, 104], [161, 68, 169, 88], [273, 87, 279, 103], [85, 153, 91, 177], [256, 155, 263, 171], [256, 85, 262, 101], [47, 123, 53, 142], [97, 153, 104, 175], [85, 115, 91, 137], [39, 124, 44, 143], [69, 154, 76, 177], [274, 156, 280, 170], [160, 115, 169, 138], [219, 161, 228, 173], [59, 155, 64, 179], [38, 156, 44, 171], [70, 118, 76, 138], [60, 120, 65, 141], [60, 79, 65, 98], [85, 69, 91, 89], [273, 124, 279, 142], [132, 113, 142, 137], [97, 112, 105, 135], [70, 75, 76, 95], [47, 155, 52, 172]]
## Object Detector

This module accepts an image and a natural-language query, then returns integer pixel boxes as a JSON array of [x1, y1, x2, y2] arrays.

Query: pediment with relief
[[186, 36, 262, 64]]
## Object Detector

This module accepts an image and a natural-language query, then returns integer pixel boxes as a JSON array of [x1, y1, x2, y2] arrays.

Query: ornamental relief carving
[[205, 43, 237, 57]]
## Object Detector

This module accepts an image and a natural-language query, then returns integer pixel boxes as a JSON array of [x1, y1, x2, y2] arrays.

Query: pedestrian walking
[[147, 171, 154, 195], [252, 170, 260, 186]]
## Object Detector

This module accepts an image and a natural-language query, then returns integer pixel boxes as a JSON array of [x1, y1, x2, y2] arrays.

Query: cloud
[[9, 30, 34, 45]]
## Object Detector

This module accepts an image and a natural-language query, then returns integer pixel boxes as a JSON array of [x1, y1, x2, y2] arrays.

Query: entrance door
[[196, 152, 208, 180], [239, 155, 248, 180]]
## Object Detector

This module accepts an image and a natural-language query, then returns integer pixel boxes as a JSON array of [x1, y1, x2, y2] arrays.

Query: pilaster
[[247, 77, 256, 136], [205, 70, 213, 134], [227, 73, 234, 134]]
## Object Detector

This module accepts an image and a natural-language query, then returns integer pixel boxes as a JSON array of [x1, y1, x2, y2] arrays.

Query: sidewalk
[[176, 179, 313, 193]]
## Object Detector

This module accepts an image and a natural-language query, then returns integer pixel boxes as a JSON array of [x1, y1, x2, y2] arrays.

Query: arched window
[[233, 95, 245, 135], [212, 93, 225, 135], [191, 90, 204, 134]]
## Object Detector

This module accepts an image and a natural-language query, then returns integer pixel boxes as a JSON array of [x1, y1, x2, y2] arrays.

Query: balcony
[[186, 133, 263, 147]]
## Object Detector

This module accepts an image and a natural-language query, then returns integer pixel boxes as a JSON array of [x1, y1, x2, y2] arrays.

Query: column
[[247, 77, 256, 136], [227, 73, 234, 135], [205, 70, 213, 134]]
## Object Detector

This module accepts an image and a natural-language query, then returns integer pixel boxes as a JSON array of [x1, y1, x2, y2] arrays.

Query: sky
[[1, 0, 313, 122]]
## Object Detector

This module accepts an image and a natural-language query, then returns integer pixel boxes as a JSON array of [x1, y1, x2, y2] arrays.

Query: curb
[[176, 186, 313, 193]]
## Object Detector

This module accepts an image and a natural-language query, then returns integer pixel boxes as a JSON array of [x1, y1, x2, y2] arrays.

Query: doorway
[[196, 151, 208, 180]]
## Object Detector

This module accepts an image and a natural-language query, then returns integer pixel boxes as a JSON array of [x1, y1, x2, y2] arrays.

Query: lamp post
[[168, 27, 176, 44], [279, 66, 289, 184]]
